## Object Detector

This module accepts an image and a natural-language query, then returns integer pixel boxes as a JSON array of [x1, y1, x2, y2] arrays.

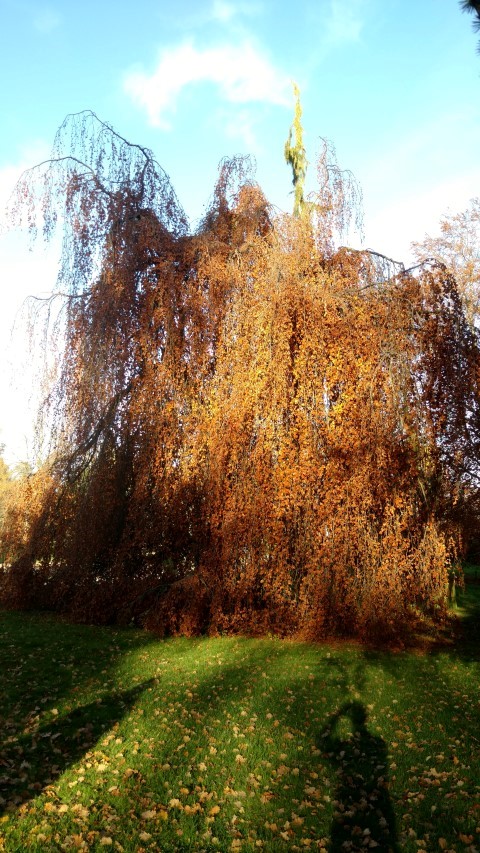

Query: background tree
[[0, 451, 40, 568], [0, 446, 11, 531], [412, 198, 480, 326]]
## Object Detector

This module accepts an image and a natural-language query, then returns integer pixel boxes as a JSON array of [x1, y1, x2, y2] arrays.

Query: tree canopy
[[1, 110, 479, 642]]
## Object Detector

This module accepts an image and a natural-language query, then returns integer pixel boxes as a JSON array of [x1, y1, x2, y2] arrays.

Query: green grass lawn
[[0, 587, 479, 852]]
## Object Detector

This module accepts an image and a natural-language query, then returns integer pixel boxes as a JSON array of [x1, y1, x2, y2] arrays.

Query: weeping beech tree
[[2, 110, 480, 640]]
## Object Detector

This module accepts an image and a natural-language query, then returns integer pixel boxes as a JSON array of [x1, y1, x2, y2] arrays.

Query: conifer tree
[[284, 84, 307, 217]]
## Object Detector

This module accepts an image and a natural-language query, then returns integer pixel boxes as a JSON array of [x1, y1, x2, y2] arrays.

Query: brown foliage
[[412, 197, 480, 327], [1, 112, 479, 641]]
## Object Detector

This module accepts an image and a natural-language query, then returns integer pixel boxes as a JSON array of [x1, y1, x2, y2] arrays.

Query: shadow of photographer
[[319, 700, 399, 853]]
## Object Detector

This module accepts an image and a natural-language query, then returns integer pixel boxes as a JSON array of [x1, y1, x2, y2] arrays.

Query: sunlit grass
[[0, 600, 479, 852]]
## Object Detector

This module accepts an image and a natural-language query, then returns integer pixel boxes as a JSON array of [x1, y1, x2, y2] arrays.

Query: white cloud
[[356, 103, 480, 264], [364, 172, 480, 266], [33, 8, 60, 34], [0, 150, 57, 465], [211, 0, 261, 23], [224, 108, 258, 150], [212, 0, 237, 22], [124, 39, 290, 128], [326, 0, 365, 44]]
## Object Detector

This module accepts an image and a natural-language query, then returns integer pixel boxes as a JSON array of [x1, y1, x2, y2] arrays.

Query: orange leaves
[[3, 125, 477, 642]]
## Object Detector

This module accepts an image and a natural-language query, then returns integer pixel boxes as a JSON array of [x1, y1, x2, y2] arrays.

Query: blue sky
[[1, 0, 480, 464]]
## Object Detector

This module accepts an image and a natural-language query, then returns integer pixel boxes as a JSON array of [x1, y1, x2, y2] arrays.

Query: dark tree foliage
[[460, 0, 480, 50], [1, 112, 480, 642]]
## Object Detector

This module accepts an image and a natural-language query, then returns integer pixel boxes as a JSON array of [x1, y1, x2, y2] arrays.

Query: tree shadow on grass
[[0, 679, 153, 817], [319, 701, 399, 853]]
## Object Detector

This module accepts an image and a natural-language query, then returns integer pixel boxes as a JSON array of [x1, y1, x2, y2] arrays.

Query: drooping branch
[[7, 110, 189, 298], [57, 380, 136, 483]]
